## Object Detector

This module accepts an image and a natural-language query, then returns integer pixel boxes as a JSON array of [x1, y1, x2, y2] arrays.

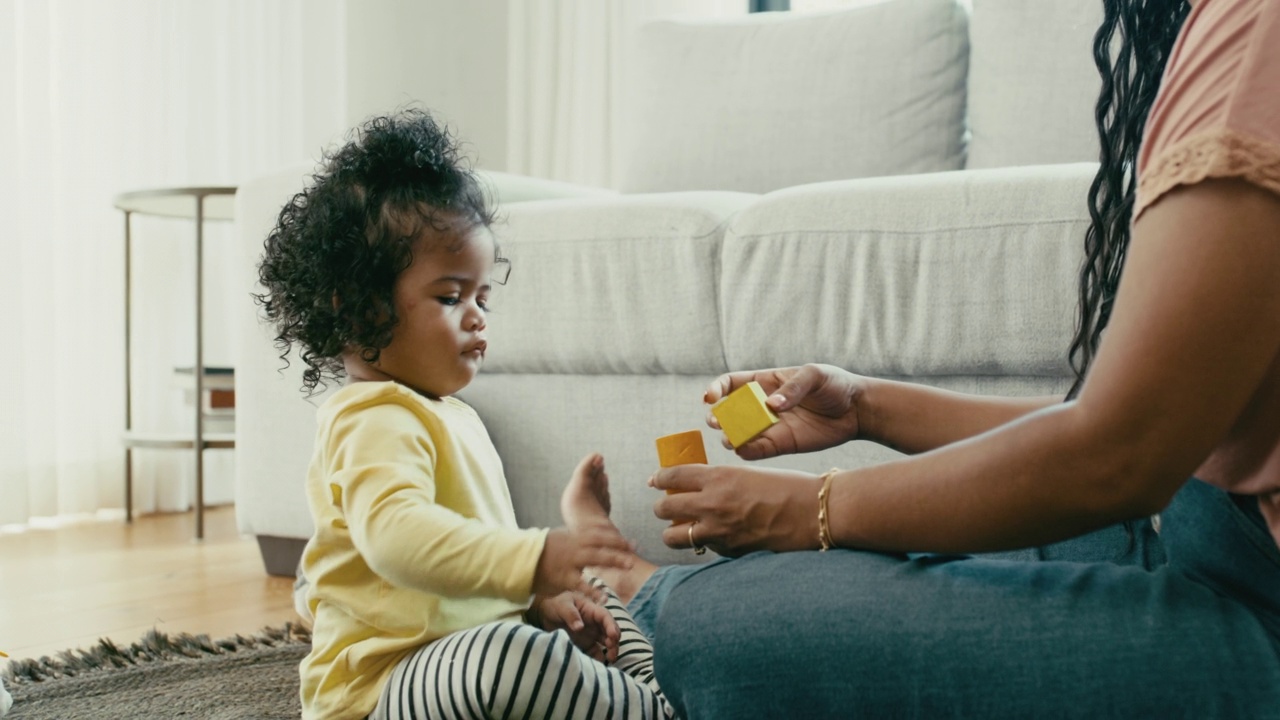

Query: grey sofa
[[233, 0, 1107, 575]]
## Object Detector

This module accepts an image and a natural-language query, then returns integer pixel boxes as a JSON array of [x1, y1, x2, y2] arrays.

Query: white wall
[[344, 0, 510, 170], [505, 0, 746, 187], [301, 0, 351, 161]]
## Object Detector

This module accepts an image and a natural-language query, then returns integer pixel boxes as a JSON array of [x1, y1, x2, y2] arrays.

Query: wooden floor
[[0, 506, 297, 663]]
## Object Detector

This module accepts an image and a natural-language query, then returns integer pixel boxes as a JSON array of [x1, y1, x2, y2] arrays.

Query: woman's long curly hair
[[1066, 0, 1190, 399], [255, 108, 496, 395]]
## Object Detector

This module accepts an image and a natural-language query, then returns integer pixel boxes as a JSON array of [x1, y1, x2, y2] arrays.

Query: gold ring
[[688, 521, 707, 555]]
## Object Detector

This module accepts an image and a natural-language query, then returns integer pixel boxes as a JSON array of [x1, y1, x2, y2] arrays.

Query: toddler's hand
[[533, 526, 633, 600], [528, 591, 619, 664]]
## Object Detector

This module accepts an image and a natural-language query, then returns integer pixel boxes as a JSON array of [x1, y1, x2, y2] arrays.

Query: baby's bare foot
[[560, 453, 656, 605], [562, 452, 617, 533]]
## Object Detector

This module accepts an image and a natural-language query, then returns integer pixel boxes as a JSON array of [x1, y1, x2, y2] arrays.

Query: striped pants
[[368, 585, 672, 719]]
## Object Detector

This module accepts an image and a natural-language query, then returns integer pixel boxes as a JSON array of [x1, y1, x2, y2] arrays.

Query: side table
[[115, 187, 238, 540]]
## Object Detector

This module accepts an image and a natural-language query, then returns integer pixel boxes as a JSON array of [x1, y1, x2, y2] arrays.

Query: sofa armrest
[[232, 165, 325, 546]]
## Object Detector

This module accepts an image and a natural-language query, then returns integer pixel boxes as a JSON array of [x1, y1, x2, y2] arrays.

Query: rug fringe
[[1, 622, 310, 685]]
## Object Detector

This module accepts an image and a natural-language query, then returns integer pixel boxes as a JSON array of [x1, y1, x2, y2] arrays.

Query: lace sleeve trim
[[1136, 128, 1280, 220]]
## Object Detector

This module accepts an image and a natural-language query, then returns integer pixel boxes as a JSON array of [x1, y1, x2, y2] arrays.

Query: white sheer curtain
[[0, 0, 345, 527], [507, 0, 746, 188]]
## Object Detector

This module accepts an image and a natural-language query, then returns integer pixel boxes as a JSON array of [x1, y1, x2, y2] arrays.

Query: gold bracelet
[[817, 468, 839, 551]]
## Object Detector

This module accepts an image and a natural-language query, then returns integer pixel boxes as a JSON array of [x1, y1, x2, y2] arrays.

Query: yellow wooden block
[[711, 381, 779, 448], [655, 429, 708, 468]]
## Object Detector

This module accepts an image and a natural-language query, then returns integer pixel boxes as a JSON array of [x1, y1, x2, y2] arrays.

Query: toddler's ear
[[331, 291, 341, 311]]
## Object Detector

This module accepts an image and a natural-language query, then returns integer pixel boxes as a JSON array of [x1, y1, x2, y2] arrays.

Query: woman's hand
[[526, 591, 619, 664], [650, 465, 824, 556], [704, 364, 866, 460]]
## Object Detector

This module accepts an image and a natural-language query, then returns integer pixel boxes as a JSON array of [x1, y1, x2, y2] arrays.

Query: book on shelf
[[172, 366, 236, 418], [172, 366, 235, 391]]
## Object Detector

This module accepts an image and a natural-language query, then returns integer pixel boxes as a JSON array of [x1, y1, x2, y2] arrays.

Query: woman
[[626, 0, 1280, 716]]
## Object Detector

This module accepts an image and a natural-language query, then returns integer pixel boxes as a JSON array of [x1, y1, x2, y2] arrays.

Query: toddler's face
[[370, 223, 496, 398]]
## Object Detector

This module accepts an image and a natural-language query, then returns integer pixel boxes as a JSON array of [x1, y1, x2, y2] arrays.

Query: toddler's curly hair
[[255, 108, 496, 395]]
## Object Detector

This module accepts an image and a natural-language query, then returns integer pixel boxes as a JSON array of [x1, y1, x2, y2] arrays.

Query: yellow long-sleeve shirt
[[298, 382, 548, 720]]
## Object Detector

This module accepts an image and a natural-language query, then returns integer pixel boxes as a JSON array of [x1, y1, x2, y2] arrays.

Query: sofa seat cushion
[[720, 164, 1099, 379], [618, 0, 969, 194], [487, 192, 755, 376]]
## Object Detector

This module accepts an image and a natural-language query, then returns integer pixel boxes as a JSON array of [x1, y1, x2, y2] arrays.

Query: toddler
[[257, 109, 669, 720]]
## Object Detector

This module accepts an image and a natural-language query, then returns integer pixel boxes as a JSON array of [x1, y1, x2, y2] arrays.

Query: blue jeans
[[627, 479, 1280, 719]]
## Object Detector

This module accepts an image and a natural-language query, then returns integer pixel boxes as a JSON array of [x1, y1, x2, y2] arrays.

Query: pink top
[[1136, 0, 1280, 548]]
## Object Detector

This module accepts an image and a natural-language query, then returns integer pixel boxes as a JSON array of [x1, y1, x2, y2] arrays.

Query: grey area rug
[[2, 623, 310, 720]]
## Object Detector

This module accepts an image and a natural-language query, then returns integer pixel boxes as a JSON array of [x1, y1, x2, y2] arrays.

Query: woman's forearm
[[826, 401, 1159, 554], [859, 378, 1059, 455]]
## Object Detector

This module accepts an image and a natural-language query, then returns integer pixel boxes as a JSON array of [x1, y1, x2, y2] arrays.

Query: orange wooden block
[[655, 429, 706, 526], [655, 429, 707, 468]]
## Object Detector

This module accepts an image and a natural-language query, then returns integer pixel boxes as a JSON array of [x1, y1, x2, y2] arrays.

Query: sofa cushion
[[478, 171, 618, 204], [720, 164, 1099, 378], [487, 192, 756, 375], [617, 0, 969, 194], [966, 0, 1105, 169]]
